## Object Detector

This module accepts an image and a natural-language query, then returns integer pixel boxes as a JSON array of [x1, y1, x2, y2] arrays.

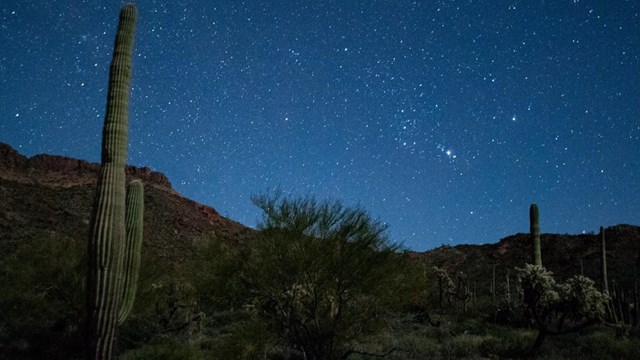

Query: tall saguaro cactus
[[119, 180, 144, 324], [86, 4, 137, 359], [530, 203, 542, 267]]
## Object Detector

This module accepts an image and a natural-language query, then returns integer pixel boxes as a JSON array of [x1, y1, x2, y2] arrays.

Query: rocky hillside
[[408, 224, 640, 296], [0, 142, 254, 266]]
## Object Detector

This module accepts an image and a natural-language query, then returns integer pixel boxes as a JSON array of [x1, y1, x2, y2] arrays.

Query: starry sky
[[1, 0, 639, 251]]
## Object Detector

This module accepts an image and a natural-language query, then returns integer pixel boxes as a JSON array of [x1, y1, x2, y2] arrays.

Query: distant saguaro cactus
[[530, 204, 542, 267], [86, 4, 138, 359], [601, 226, 609, 293], [118, 180, 144, 324], [600, 226, 623, 325]]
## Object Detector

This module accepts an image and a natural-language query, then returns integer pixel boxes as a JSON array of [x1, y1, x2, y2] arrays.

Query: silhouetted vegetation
[[2, 195, 640, 359]]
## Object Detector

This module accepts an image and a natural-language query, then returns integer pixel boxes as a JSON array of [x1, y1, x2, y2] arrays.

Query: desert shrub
[[0, 232, 84, 358], [194, 234, 252, 311], [441, 334, 484, 358], [582, 331, 640, 359], [538, 328, 640, 360], [206, 315, 277, 360], [120, 337, 208, 360], [391, 336, 439, 360], [118, 277, 206, 355], [448, 317, 488, 336], [250, 194, 406, 360], [478, 330, 535, 358]]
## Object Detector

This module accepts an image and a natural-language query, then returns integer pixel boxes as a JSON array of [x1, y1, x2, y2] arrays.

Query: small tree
[[243, 194, 402, 360]]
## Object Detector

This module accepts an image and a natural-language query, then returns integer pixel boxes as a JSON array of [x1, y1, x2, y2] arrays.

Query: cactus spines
[[530, 203, 542, 267], [86, 4, 137, 359], [118, 180, 144, 324]]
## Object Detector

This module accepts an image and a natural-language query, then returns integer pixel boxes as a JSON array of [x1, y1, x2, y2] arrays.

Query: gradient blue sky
[[1, 0, 639, 251]]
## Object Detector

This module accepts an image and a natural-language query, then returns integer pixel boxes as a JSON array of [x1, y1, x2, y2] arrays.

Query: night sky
[[1, 1, 639, 251]]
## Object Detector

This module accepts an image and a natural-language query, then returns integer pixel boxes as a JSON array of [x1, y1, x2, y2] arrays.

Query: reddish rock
[[125, 165, 171, 188], [0, 143, 28, 169], [28, 154, 95, 173], [0, 142, 171, 189], [197, 203, 222, 222]]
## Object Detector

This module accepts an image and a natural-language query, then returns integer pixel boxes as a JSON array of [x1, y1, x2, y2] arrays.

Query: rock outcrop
[[0, 142, 253, 260], [0, 142, 171, 189]]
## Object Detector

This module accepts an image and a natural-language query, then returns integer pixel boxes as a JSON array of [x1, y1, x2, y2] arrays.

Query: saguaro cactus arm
[[118, 180, 144, 324]]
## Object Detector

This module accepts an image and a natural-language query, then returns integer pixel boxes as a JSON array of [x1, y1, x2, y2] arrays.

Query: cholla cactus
[[516, 264, 608, 356], [517, 264, 562, 310], [433, 266, 455, 310], [565, 275, 609, 320], [517, 264, 608, 319]]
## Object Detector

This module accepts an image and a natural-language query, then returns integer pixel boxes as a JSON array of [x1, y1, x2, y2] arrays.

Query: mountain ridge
[[0, 142, 172, 189], [2, 142, 638, 289]]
